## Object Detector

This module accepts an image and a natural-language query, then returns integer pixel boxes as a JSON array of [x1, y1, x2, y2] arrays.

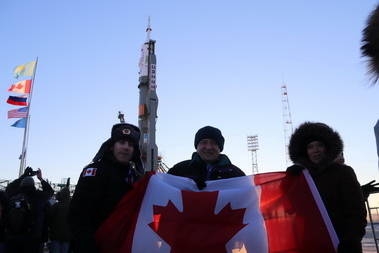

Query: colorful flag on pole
[[96, 171, 338, 253], [13, 61, 36, 78], [11, 118, 26, 128], [8, 107, 28, 118], [6, 96, 27, 106], [8, 80, 31, 93]]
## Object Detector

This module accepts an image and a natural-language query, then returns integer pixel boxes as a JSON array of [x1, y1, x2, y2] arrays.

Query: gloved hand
[[361, 180, 379, 200], [286, 164, 305, 176], [23, 166, 33, 177]]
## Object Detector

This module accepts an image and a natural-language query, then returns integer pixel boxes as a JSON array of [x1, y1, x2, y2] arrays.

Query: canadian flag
[[82, 168, 97, 177], [96, 171, 338, 253]]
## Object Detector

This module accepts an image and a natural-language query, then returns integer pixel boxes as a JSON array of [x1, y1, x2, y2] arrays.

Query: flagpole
[[18, 57, 38, 177]]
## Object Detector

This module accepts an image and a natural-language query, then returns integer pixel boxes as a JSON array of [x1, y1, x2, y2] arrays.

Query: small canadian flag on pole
[[82, 168, 97, 177]]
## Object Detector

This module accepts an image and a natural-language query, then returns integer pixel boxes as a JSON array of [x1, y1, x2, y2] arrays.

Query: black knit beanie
[[194, 126, 225, 152]]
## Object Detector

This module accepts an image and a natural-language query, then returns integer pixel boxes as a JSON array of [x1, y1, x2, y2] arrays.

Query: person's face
[[335, 152, 345, 164], [307, 141, 326, 164], [112, 139, 135, 165], [196, 138, 220, 163]]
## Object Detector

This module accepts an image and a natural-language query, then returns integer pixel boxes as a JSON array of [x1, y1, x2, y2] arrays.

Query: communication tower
[[247, 135, 259, 174], [281, 85, 293, 167]]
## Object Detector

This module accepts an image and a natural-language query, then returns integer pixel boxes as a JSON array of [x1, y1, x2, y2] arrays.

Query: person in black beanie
[[168, 126, 245, 190], [68, 123, 145, 253]]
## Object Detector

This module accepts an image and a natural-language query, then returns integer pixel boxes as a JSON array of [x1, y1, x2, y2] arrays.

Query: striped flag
[[8, 80, 31, 93], [6, 96, 27, 106], [8, 107, 28, 119], [96, 171, 338, 253], [13, 61, 36, 78]]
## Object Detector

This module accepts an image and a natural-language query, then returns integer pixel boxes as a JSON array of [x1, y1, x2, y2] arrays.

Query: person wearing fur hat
[[68, 123, 145, 253], [168, 126, 245, 190], [287, 122, 367, 253]]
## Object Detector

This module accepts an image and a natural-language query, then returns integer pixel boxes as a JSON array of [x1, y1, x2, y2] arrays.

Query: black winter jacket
[[49, 188, 72, 242], [288, 122, 366, 253], [5, 177, 53, 239], [68, 156, 139, 253], [168, 152, 245, 189]]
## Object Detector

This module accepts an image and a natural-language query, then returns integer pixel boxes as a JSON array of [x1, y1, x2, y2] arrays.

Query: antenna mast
[[281, 84, 293, 167]]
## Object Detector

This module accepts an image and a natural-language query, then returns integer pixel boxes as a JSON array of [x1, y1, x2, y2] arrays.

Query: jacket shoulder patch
[[82, 168, 97, 177]]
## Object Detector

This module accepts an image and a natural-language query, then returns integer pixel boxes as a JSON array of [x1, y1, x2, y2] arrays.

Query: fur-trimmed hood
[[288, 122, 343, 171]]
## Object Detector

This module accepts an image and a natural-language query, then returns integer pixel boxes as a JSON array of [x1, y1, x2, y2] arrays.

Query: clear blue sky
[[1, 1, 379, 203]]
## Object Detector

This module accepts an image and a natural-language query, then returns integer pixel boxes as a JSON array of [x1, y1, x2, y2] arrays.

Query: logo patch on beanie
[[122, 129, 131, 135]]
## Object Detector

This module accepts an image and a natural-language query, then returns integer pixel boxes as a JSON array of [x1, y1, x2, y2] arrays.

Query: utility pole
[[138, 17, 159, 171]]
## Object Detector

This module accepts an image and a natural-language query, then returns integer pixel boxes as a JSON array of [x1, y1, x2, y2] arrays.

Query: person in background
[[48, 187, 72, 253], [68, 123, 144, 253], [335, 151, 379, 201], [5, 167, 53, 253], [287, 122, 367, 253], [335, 152, 345, 165], [0, 191, 7, 253], [168, 126, 245, 190]]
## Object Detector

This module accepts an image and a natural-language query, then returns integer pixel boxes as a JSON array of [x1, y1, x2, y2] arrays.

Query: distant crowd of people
[[0, 122, 378, 253], [0, 167, 72, 253]]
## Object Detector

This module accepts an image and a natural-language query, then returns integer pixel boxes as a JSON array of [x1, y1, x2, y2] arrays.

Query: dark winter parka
[[68, 123, 144, 253], [5, 177, 54, 239], [48, 187, 72, 242], [168, 152, 245, 189], [288, 122, 367, 253]]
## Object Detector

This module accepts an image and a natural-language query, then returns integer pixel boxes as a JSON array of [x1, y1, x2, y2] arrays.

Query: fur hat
[[194, 126, 225, 152], [92, 123, 144, 174], [361, 4, 379, 85], [288, 122, 343, 168], [110, 123, 141, 145], [20, 176, 35, 187]]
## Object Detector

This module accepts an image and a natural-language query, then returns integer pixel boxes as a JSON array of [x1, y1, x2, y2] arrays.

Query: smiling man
[[168, 126, 245, 190], [68, 123, 145, 253]]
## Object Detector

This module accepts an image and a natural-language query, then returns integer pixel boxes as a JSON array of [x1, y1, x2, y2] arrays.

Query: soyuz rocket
[[138, 17, 158, 171]]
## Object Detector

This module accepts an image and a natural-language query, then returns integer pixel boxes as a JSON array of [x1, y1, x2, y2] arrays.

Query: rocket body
[[138, 34, 159, 171]]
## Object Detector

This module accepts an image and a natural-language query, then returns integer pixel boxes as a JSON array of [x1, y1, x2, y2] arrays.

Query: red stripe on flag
[[96, 172, 154, 253], [255, 172, 337, 253]]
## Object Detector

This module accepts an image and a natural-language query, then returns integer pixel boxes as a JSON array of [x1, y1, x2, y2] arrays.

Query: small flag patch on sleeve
[[82, 168, 97, 177]]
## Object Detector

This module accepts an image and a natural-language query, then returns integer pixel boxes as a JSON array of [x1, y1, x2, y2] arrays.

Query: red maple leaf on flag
[[15, 83, 24, 89], [148, 190, 247, 253]]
